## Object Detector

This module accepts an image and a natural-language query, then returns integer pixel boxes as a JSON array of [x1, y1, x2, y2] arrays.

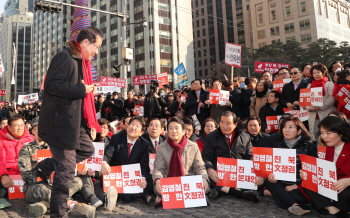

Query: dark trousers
[[264, 180, 309, 209], [303, 187, 350, 212], [79, 175, 96, 203], [209, 177, 245, 198], [36, 127, 94, 218]]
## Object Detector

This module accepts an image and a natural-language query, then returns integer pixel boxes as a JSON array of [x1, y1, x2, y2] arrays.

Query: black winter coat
[[202, 127, 253, 170], [280, 80, 308, 108], [248, 131, 270, 148], [229, 88, 242, 118], [259, 103, 285, 132], [186, 89, 210, 124], [240, 89, 253, 119], [38, 45, 86, 150]]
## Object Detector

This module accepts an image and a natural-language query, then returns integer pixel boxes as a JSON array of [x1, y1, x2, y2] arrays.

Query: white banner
[[18, 93, 39, 105], [11, 43, 16, 85]]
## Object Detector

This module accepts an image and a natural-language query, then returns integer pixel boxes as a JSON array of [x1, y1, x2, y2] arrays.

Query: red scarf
[[76, 42, 101, 133], [167, 136, 187, 177], [306, 75, 311, 78], [310, 77, 328, 96]]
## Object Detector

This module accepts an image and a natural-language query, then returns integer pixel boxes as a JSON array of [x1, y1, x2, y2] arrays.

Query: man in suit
[[141, 118, 166, 154], [186, 79, 210, 124], [99, 116, 153, 209], [123, 90, 139, 116]]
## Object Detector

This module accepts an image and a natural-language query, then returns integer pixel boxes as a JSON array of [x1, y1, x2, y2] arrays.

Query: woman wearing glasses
[[164, 92, 179, 119]]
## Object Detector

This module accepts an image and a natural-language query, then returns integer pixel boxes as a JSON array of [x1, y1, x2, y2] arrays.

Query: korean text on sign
[[300, 87, 323, 107], [216, 157, 257, 190], [252, 147, 296, 182], [209, 89, 229, 105], [283, 107, 309, 122], [8, 175, 25, 199], [299, 155, 337, 201], [335, 85, 350, 111], [254, 61, 290, 74], [133, 74, 158, 85], [160, 175, 207, 209], [134, 105, 144, 116], [225, 43, 242, 68], [103, 164, 143, 194], [266, 116, 281, 133], [85, 142, 104, 171], [100, 76, 126, 88], [272, 78, 292, 93]]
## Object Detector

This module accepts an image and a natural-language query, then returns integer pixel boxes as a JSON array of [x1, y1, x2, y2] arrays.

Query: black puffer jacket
[[202, 127, 252, 170], [248, 131, 270, 148], [259, 103, 285, 132]]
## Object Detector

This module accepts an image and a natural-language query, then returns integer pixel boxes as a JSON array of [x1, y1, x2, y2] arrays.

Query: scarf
[[306, 75, 312, 78], [255, 89, 267, 98], [76, 41, 102, 133], [283, 135, 302, 148], [167, 135, 187, 177], [310, 77, 328, 96]]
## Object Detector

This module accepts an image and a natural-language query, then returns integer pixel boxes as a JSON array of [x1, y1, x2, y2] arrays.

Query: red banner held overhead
[[100, 76, 126, 88], [254, 62, 290, 74], [158, 72, 169, 88], [0, 90, 6, 96], [133, 74, 157, 85], [272, 78, 292, 93]]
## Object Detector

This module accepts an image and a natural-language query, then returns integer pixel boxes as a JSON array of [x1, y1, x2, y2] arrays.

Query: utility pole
[[121, 0, 128, 98]]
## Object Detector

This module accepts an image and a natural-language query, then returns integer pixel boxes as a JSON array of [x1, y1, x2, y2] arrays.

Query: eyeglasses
[[129, 123, 142, 129], [290, 72, 300, 75], [90, 41, 100, 51], [12, 124, 25, 128]]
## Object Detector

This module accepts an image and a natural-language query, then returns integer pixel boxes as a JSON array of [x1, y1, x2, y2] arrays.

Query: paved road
[[1, 194, 327, 218]]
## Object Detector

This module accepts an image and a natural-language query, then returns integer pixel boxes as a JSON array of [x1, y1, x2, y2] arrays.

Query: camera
[[150, 80, 159, 93], [205, 79, 212, 86]]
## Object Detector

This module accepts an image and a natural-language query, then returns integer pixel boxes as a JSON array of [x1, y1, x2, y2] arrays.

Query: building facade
[[250, 0, 350, 49]]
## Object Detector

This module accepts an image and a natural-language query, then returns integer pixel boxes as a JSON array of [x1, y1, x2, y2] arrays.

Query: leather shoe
[[32, 167, 52, 190]]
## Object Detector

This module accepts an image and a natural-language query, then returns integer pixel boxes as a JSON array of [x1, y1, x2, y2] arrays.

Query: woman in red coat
[[301, 116, 350, 217]]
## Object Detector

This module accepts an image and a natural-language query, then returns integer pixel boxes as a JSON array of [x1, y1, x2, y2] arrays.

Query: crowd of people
[[1, 26, 350, 218]]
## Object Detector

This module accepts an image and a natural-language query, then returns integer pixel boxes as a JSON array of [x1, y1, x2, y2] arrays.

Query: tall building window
[[202, 18, 205, 25], [258, 42, 267, 48], [198, 50, 201, 57], [285, 23, 295, 33], [202, 29, 206, 36], [257, 30, 266, 39], [286, 6, 291, 17], [301, 33, 312, 44], [301, 2, 306, 13], [299, 19, 310, 30], [286, 36, 296, 41], [270, 26, 280, 36], [197, 30, 200, 37], [258, 13, 263, 24], [271, 10, 276, 21], [196, 20, 199, 27]]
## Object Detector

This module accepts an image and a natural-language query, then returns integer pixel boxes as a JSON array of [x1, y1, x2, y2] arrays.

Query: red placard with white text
[[158, 72, 169, 88], [335, 85, 350, 111], [100, 76, 126, 88], [253, 147, 296, 182], [149, 154, 156, 174], [216, 157, 257, 190], [317, 146, 327, 160], [8, 175, 25, 199], [103, 164, 143, 193], [133, 105, 144, 116], [160, 175, 207, 209], [0, 89, 6, 96], [86, 142, 104, 171], [273, 78, 292, 93], [300, 87, 323, 107], [209, 89, 229, 105], [181, 94, 186, 103], [133, 74, 158, 85], [283, 107, 309, 122], [266, 115, 281, 132], [299, 155, 337, 201], [254, 62, 290, 74], [37, 149, 54, 181]]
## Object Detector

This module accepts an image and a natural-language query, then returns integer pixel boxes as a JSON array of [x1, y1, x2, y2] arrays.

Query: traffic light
[[34, 0, 62, 14]]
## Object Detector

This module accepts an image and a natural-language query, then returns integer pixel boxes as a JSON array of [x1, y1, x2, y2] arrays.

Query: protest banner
[[216, 157, 257, 190], [0, 90, 5, 96], [254, 62, 290, 74], [253, 147, 296, 182], [100, 76, 126, 88], [334, 85, 350, 111], [8, 175, 25, 199], [181, 94, 186, 103], [266, 116, 281, 132], [18, 93, 39, 105], [208, 89, 229, 105], [85, 142, 104, 171], [133, 105, 144, 116], [133, 74, 158, 85], [149, 154, 156, 174], [283, 107, 309, 122], [160, 175, 207, 209], [174, 63, 189, 88], [272, 78, 292, 93], [135, 85, 140, 93], [158, 72, 169, 88], [300, 87, 323, 107], [103, 164, 143, 194], [317, 146, 327, 160], [96, 86, 121, 94], [225, 43, 242, 68], [299, 155, 337, 201]]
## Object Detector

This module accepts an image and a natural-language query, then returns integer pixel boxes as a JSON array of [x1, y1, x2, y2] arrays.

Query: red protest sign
[[266, 116, 281, 132], [133, 105, 144, 116], [299, 155, 337, 201], [283, 107, 309, 122], [254, 62, 290, 74], [149, 154, 156, 174], [8, 175, 25, 199], [300, 87, 323, 107], [0, 89, 6, 96], [216, 157, 257, 190], [272, 78, 292, 93], [133, 74, 157, 85], [181, 94, 186, 103], [300, 88, 311, 107], [160, 175, 207, 209], [253, 147, 296, 182], [103, 164, 143, 193], [209, 89, 229, 105], [100, 76, 126, 88], [317, 146, 327, 160], [335, 85, 350, 111], [86, 142, 104, 171], [158, 72, 169, 88]]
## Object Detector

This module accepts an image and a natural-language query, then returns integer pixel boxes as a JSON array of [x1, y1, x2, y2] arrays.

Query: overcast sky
[[0, 0, 6, 13]]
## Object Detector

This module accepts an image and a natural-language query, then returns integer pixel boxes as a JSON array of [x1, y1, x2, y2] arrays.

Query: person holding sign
[[301, 116, 350, 217], [152, 117, 209, 207], [186, 79, 210, 124], [333, 69, 350, 119], [263, 116, 317, 215], [307, 64, 335, 141], [100, 117, 152, 208], [202, 111, 264, 201], [249, 80, 268, 117], [259, 91, 284, 133]]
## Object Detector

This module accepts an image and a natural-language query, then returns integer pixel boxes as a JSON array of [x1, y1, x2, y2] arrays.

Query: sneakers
[[28, 201, 50, 217], [242, 190, 259, 203], [104, 186, 118, 211], [72, 202, 96, 218], [90, 196, 103, 208], [154, 196, 162, 208]]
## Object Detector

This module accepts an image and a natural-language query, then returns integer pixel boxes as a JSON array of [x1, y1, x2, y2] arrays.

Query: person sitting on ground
[[0, 114, 34, 198], [196, 118, 217, 152], [183, 117, 199, 142], [18, 117, 95, 217], [259, 90, 284, 134], [300, 116, 350, 217], [250, 80, 268, 117], [98, 117, 153, 211], [152, 117, 209, 207], [263, 116, 317, 216], [202, 111, 264, 201], [246, 116, 270, 148], [141, 118, 167, 154]]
